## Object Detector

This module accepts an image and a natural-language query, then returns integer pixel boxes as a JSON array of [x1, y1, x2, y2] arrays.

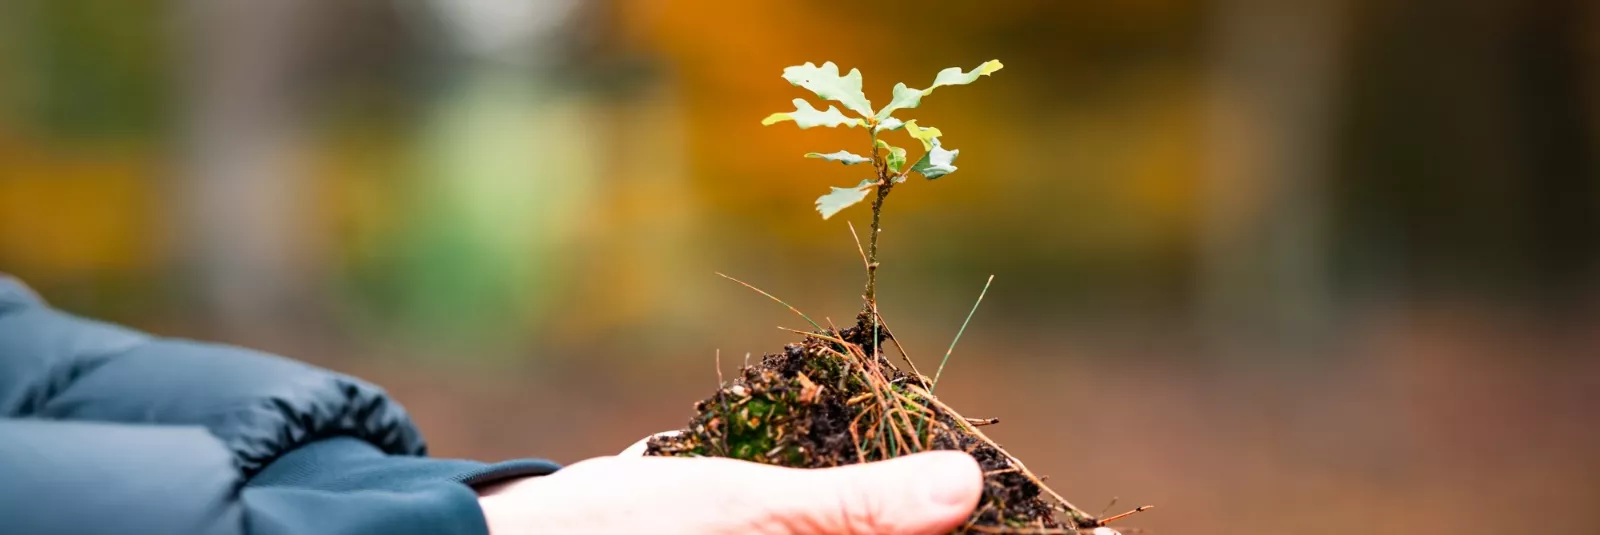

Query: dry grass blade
[[847, 220, 870, 269], [932, 274, 995, 395], [1098, 506, 1154, 525], [867, 300, 925, 380], [650, 301, 1118, 531], [716, 272, 823, 331]]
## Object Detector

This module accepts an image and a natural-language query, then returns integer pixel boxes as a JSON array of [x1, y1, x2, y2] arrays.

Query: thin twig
[[781, 327, 848, 347], [849, 408, 869, 463], [843, 337, 915, 455], [847, 221, 870, 270], [716, 272, 823, 331], [931, 274, 995, 395], [843, 338, 905, 456], [1098, 506, 1154, 526], [1098, 498, 1119, 517], [867, 301, 925, 379]]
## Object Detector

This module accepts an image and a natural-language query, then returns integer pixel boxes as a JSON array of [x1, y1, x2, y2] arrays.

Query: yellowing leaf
[[762, 99, 866, 129], [903, 120, 944, 150], [922, 59, 1003, 96], [782, 62, 874, 118], [805, 150, 871, 165], [815, 179, 878, 219]]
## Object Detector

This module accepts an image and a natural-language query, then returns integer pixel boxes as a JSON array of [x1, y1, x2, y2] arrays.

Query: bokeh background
[[3, 0, 1598, 533]]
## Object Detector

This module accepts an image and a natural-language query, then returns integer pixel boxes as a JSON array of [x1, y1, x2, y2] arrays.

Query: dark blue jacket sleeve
[[0, 277, 559, 535], [0, 277, 423, 473]]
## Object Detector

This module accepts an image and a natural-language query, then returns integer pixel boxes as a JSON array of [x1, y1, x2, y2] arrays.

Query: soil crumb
[[647, 318, 1106, 532]]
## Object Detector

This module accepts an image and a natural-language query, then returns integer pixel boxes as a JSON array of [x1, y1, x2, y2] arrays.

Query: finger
[[618, 431, 679, 457], [495, 452, 982, 535], [754, 451, 983, 535]]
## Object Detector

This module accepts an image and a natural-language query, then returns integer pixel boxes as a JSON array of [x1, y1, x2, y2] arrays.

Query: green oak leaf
[[874, 117, 905, 132], [910, 138, 959, 179], [874, 60, 1003, 119], [805, 150, 871, 165], [815, 179, 878, 219], [762, 99, 866, 129], [874, 83, 924, 120], [922, 59, 1003, 96], [903, 120, 944, 150], [875, 139, 908, 174], [782, 62, 874, 118]]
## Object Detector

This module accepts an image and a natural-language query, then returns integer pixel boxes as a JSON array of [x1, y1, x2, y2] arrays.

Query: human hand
[[477, 436, 982, 535]]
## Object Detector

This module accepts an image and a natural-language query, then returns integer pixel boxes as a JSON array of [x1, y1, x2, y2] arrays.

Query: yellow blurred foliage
[[0, 139, 166, 277]]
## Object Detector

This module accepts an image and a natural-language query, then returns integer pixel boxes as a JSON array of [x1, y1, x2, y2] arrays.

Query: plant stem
[[863, 182, 891, 310], [862, 132, 893, 315]]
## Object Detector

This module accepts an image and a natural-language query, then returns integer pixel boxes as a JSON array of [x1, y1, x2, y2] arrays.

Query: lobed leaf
[[815, 179, 877, 219], [762, 99, 866, 129], [782, 62, 874, 118], [805, 150, 872, 165], [874, 59, 1003, 120], [874, 83, 925, 120], [903, 120, 944, 151], [922, 59, 1003, 96], [910, 138, 959, 179], [874, 117, 906, 133]]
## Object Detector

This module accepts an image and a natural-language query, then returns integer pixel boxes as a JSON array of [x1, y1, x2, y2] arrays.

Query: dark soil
[[647, 316, 1107, 533]]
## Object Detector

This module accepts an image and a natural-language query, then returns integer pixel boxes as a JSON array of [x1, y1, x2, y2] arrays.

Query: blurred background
[[2, 0, 1597, 533]]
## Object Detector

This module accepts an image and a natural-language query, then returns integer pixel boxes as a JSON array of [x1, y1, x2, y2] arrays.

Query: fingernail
[[916, 451, 982, 507]]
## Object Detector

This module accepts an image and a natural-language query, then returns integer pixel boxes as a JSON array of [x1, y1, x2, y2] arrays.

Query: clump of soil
[[647, 315, 1110, 533]]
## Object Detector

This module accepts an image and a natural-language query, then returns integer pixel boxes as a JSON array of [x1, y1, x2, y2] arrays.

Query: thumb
[[762, 451, 983, 535]]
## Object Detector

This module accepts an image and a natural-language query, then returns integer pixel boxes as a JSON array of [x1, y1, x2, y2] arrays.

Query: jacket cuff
[[246, 437, 560, 535], [250, 437, 559, 492], [456, 458, 564, 489], [239, 479, 492, 535]]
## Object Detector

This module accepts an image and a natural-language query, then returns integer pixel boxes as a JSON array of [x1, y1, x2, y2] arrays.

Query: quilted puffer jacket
[[0, 277, 558, 534]]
